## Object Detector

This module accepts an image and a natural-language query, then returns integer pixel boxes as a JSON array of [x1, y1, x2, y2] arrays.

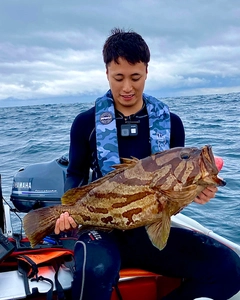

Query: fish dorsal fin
[[61, 187, 89, 205], [146, 208, 171, 250], [113, 156, 139, 169], [61, 166, 128, 205]]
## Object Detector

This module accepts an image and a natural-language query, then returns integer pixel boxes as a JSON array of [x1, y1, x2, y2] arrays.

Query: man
[[55, 28, 240, 299]]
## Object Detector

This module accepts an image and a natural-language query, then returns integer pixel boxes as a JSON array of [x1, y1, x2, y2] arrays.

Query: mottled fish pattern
[[23, 145, 225, 248]]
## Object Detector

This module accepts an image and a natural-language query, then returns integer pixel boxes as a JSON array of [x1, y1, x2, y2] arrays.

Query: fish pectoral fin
[[162, 185, 198, 203], [146, 209, 171, 251]]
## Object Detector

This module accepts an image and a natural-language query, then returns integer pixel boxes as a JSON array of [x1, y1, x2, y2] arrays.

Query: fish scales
[[23, 145, 226, 249], [78, 190, 161, 228]]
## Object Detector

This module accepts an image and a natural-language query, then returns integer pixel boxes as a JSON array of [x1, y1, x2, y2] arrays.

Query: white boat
[[1, 157, 240, 300]]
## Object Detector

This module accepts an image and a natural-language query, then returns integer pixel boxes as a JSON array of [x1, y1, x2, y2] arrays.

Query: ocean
[[1, 92, 240, 245]]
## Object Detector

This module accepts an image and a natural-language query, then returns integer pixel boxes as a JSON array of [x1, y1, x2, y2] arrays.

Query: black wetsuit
[[66, 103, 240, 300], [65, 104, 184, 190]]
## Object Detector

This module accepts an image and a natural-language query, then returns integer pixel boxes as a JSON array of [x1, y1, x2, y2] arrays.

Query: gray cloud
[[0, 0, 239, 102]]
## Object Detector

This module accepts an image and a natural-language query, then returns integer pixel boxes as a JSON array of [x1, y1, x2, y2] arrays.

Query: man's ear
[[106, 68, 109, 81]]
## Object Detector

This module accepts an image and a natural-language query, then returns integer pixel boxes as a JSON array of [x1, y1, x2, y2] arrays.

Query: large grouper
[[23, 145, 226, 249]]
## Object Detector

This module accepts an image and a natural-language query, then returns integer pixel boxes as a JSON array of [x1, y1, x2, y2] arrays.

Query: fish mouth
[[201, 145, 226, 187], [215, 176, 226, 187]]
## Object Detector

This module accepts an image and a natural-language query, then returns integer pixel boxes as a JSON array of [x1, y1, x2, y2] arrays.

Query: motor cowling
[[10, 155, 68, 212]]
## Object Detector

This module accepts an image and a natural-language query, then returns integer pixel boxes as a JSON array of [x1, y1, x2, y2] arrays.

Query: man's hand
[[194, 186, 218, 205], [54, 211, 77, 234]]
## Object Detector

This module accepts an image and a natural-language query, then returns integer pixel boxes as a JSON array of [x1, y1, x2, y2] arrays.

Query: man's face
[[106, 57, 148, 116]]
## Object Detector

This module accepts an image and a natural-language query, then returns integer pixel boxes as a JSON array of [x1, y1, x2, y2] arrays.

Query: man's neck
[[115, 99, 144, 117]]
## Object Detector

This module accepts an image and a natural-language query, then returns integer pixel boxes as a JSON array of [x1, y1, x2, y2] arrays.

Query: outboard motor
[[10, 155, 69, 212]]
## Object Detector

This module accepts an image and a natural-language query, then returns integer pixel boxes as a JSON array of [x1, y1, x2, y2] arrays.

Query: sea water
[[1, 92, 240, 244]]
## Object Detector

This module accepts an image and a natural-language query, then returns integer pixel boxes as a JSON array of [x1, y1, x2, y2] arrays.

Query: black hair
[[102, 28, 150, 67]]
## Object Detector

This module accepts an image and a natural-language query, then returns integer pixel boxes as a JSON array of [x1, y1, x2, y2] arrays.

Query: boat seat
[[111, 268, 181, 300], [0, 266, 181, 300]]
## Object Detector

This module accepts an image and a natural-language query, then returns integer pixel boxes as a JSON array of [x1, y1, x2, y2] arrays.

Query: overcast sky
[[0, 0, 240, 104]]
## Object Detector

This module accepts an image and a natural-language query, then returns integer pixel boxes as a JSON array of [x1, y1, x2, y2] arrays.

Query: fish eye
[[181, 153, 190, 160]]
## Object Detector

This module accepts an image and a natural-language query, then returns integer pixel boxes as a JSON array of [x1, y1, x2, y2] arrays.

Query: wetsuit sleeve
[[170, 112, 185, 148], [64, 112, 92, 192]]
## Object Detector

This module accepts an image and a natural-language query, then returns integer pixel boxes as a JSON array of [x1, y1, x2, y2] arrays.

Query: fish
[[23, 145, 226, 249]]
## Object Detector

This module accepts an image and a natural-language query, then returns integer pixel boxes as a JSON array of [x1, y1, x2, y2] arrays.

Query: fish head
[[146, 145, 226, 190], [142, 146, 226, 251], [172, 145, 226, 187], [197, 145, 226, 187]]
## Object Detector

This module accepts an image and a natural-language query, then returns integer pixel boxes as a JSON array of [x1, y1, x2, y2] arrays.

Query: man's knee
[[74, 231, 121, 280]]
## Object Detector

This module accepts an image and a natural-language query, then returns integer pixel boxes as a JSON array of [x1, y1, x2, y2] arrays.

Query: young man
[[55, 28, 240, 299]]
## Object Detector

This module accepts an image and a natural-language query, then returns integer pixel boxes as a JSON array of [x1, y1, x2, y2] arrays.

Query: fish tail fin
[[23, 206, 60, 247]]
